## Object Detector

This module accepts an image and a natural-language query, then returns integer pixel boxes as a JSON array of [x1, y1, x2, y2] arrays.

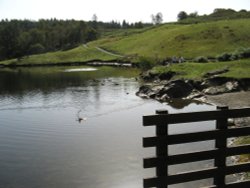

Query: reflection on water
[[64, 68, 98, 72], [0, 66, 216, 188]]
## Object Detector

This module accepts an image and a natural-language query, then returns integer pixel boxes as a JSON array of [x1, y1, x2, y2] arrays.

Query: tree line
[[0, 19, 99, 60], [0, 18, 152, 61], [177, 8, 250, 23]]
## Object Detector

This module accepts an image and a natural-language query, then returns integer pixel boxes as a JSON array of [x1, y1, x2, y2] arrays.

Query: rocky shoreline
[[136, 69, 250, 105]]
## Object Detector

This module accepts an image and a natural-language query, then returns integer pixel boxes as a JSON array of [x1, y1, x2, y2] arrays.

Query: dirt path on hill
[[95, 47, 124, 58], [83, 44, 124, 58]]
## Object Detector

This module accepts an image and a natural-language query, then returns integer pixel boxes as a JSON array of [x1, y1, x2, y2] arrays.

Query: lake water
[[0, 66, 216, 188]]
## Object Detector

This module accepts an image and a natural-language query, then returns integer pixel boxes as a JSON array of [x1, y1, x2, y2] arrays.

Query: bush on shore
[[216, 52, 232, 61], [137, 57, 157, 70], [194, 56, 208, 63], [191, 47, 250, 63]]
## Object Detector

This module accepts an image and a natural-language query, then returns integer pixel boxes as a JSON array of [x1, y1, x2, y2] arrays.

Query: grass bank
[[149, 59, 250, 80]]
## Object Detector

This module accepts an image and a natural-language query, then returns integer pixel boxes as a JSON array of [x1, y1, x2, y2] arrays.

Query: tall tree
[[91, 14, 98, 30], [177, 11, 188, 21], [92, 14, 98, 22], [189, 11, 198, 18], [151, 12, 163, 25], [0, 20, 20, 58], [122, 20, 129, 28]]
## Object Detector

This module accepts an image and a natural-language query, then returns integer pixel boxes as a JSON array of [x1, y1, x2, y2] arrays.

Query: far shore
[[0, 60, 134, 68]]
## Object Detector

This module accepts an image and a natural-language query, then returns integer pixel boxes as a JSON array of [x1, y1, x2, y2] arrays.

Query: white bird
[[76, 110, 87, 123]]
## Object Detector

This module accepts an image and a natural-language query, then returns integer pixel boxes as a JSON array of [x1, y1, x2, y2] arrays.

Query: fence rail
[[143, 106, 250, 188]]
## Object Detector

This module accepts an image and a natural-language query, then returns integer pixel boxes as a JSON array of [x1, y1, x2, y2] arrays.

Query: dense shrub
[[194, 56, 208, 63], [29, 43, 45, 54], [230, 53, 239, 60], [216, 53, 232, 61], [213, 48, 250, 62], [138, 57, 156, 70], [239, 48, 250, 58]]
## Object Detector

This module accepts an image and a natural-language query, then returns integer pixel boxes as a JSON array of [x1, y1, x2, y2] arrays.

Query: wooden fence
[[143, 106, 250, 188]]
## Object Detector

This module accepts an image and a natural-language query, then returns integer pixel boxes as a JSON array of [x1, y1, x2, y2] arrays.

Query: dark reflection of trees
[[164, 99, 208, 109], [0, 70, 83, 96], [0, 67, 139, 98]]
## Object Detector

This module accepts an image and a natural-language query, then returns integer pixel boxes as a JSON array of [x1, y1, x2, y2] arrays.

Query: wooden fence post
[[214, 106, 228, 186], [155, 109, 168, 188]]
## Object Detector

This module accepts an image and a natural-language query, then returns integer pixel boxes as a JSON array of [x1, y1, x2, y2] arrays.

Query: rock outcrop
[[203, 81, 240, 95], [136, 79, 201, 102], [136, 70, 250, 103]]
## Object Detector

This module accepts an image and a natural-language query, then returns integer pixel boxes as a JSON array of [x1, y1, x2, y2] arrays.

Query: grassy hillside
[[1, 18, 250, 67], [0, 46, 116, 66], [89, 19, 250, 60]]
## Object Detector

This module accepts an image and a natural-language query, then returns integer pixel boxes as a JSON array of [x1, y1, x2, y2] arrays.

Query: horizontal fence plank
[[226, 162, 250, 175], [226, 126, 250, 138], [143, 126, 250, 147], [144, 149, 218, 168], [143, 108, 250, 126], [227, 144, 250, 156], [143, 129, 217, 147], [144, 167, 217, 187]]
